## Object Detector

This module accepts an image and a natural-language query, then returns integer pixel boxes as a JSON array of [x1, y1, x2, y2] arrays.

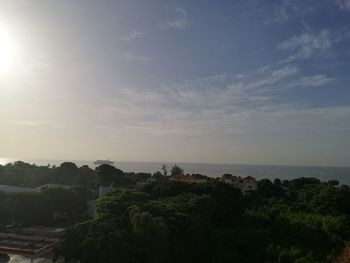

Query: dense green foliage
[[0, 161, 161, 227], [57, 178, 350, 263], [170, 164, 184, 175], [0, 186, 94, 227], [0, 161, 98, 187], [0, 162, 153, 188], [2, 161, 350, 262]]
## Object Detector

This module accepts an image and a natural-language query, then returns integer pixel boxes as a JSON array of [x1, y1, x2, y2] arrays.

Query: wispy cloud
[[264, 6, 289, 25], [336, 0, 350, 10], [93, 65, 340, 136], [260, 1, 318, 26], [119, 31, 144, 41], [13, 120, 47, 127], [278, 30, 331, 61], [160, 7, 189, 30], [12, 120, 66, 128], [122, 51, 150, 62], [292, 75, 336, 88], [94, 92, 350, 137]]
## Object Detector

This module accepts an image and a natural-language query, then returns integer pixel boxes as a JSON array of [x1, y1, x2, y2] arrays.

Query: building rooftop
[[0, 184, 35, 194], [0, 233, 58, 256], [0, 226, 64, 258], [36, 184, 75, 191]]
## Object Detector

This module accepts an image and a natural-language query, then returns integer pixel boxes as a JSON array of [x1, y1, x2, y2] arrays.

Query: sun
[[0, 24, 18, 74]]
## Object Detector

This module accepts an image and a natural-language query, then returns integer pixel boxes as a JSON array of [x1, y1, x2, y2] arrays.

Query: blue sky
[[0, 0, 349, 166]]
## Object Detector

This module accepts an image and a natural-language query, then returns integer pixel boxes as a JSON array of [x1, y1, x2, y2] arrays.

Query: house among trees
[[241, 176, 258, 193], [168, 172, 257, 193], [219, 174, 241, 188], [218, 174, 257, 193], [169, 173, 208, 184]]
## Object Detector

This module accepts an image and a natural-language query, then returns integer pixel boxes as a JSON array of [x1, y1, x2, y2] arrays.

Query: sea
[[1, 158, 350, 185]]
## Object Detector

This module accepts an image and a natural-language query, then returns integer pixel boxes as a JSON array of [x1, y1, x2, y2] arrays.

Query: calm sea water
[[1, 158, 350, 185]]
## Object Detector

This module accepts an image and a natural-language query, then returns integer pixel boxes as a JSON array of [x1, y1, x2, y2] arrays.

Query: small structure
[[86, 184, 116, 218], [0, 184, 35, 194], [218, 174, 241, 188], [99, 184, 116, 199], [218, 175, 257, 194], [169, 174, 207, 184], [241, 176, 257, 193], [0, 226, 64, 263], [36, 184, 74, 192]]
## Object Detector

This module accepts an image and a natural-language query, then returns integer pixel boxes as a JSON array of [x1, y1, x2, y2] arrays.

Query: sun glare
[[0, 24, 19, 75]]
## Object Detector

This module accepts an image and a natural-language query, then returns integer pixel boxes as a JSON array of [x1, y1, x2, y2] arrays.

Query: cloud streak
[[160, 7, 189, 30], [119, 31, 144, 41], [278, 30, 332, 61], [13, 120, 47, 127], [264, 5, 289, 25], [93, 65, 340, 136], [336, 0, 350, 10], [291, 75, 336, 88], [122, 51, 150, 62]]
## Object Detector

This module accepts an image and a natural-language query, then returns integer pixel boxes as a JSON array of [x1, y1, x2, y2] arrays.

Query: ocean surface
[[1, 158, 350, 185]]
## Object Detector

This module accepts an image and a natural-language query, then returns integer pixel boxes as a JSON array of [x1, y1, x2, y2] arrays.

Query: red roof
[[0, 233, 59, 257]]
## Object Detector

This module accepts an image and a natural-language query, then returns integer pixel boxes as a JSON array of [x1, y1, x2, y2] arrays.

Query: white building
[[86, 184, 117, 218], [86, 200, 97, 218], [218, 175, 257, 194], [218, 174, 241, 188], [99, 184, 116, 198], [240, 176, 257, 193]]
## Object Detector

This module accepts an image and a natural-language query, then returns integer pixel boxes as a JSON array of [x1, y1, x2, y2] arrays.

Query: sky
[[0, 0, 349, 166]]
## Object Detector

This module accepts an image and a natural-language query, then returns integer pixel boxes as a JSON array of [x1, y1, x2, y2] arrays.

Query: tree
[[129, 206, 169, 263], [161, 165, 168, 176], [274, 178, 282, 186], [60, 162, 78, 170], [57, 177, 350, 263], [95, 164, 124, 186], [153, 171, 164, 181], [327, 180, 339, 186], [8, 192, 51, 225], [40, 186, 93, 216], [170, 165, 184, 176], [257, 179, 285, 198], [50, 162, 79, 184], [78, 165, 97, 187], [0, 191, 9, 226]]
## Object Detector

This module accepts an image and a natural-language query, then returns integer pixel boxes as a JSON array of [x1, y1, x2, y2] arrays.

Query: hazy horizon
[[1, 157, 350, 169], [1, 0, 350, 167]]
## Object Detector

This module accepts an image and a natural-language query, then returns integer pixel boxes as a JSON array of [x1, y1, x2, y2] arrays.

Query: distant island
[[0, 161, 350, 262]]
